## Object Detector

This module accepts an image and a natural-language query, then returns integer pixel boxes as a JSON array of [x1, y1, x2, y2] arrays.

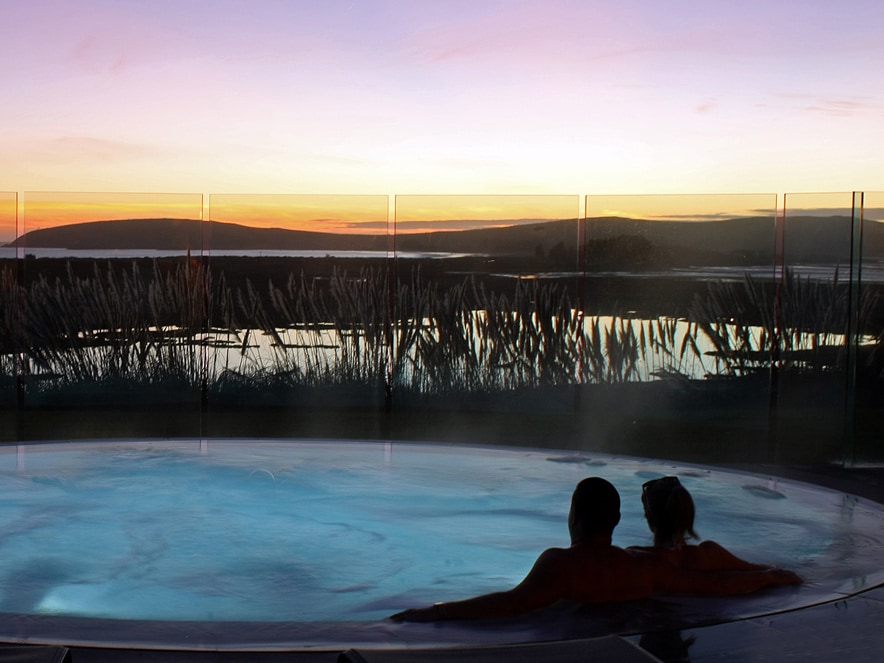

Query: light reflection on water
[[209, 315, 860, 383], [2, 314, 866, 385], [0, 248, 467, 260]]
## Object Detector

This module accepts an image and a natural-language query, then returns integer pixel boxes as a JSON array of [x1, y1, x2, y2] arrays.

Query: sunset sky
[[1, 0, 882, 239]]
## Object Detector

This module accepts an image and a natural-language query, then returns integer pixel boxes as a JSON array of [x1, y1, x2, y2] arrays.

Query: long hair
[[641, 476, 698, 546]]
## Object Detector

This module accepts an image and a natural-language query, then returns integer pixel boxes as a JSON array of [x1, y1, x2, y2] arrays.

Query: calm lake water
[[3, 246, 882, 283], [0, 248, 469, 260]]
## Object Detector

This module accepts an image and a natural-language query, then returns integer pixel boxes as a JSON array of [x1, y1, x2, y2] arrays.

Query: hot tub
[[0, 439, 881, 651]]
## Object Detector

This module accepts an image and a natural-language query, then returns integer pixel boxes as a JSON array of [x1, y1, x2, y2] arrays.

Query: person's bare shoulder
[[696, 540, 727, 553], [528, 546, 573, 578], [696, 540, 769, 570], [626, 545, 678, 567], [626, 545, 656, 554], [564, 545, 657, 603]]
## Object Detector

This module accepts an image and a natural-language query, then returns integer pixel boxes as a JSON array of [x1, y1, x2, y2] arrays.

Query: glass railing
[[0, 192, 17, 432], [205, 194, 392, 438], [851, 191, 884, 464], [774, 193, 855, 462], [1, 191, 880, 465], [15, 191, 205, 439], [389, 195, 580, 443], [582, 194, 778, 461]]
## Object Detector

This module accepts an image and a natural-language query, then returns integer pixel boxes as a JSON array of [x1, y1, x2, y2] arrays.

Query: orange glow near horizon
[[0, 193, 16, 243], [6, 191, 876, 248], [866, 193, 884, 224], [586, 193, 779, 222], [782, 192, 856, 216], [21, 192, 204, 238], [394, 194, 579, 232], [208, 194, 390, 234], [9, 193, 584, 241]]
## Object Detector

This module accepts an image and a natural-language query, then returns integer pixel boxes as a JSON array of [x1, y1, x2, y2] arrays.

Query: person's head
[[641, 476, 698, 546], [568, 477, 621, 541]]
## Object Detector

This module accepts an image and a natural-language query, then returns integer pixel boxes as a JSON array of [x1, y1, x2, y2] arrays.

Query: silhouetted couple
[[391, 476, 800, 622]]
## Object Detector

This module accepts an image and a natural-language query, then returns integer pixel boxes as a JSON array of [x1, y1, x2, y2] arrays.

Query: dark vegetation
[[2, 216, 882, 462]]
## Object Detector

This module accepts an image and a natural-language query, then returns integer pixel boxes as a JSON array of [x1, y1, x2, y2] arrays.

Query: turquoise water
[[0, 440, 880, 629]]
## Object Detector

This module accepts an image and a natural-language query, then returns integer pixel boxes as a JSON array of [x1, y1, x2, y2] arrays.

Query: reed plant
[[2, 258, 876, 404], [210, 266, 390, 392], [0, 265, 20, 390], [13, 261, 207, 393], [690, 267, 878, 375]]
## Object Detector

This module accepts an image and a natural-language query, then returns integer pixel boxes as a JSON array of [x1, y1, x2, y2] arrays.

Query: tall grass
[[690, 268, 878, 376], [215, 267, 390, 388], [0, 265, 20, 390], [1, 259, 877, 403], [13, 261, 206, 392]]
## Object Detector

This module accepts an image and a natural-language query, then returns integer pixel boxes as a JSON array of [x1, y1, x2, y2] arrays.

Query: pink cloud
[[9, 136, 165, 166], [802, 98, 880, 117], [695, 100, 718, 115]]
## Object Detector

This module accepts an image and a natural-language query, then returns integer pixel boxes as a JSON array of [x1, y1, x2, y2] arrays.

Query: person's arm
[[390, 548, 568, 622], [697, 540, 771, 571], [655, 563, 802, 596]]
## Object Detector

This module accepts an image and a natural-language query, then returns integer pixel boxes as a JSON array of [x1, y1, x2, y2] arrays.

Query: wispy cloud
[[15, 136, 164, 164], [769, 94, 884, 118], [801, 98, 883, 117]]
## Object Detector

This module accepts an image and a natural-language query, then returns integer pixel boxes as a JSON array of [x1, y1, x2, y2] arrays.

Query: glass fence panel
[[776, 192, 855, 463], [582, 194, 778, 462], [853, 191, 884, 464], [205, 194, 391, 439], [0, 193, 17, 434], [389, 194, 581, 446], [17, 191, 204, 441]]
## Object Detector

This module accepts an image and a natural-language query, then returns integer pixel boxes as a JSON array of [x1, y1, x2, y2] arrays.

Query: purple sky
[[1, 0, 882, 197]]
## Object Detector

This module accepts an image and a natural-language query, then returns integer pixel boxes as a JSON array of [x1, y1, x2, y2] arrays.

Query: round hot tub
[[0, 439, 881, 651]]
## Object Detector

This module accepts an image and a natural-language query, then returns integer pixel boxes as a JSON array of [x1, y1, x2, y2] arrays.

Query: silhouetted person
[[390, 477, 800, 621], [630, 476, 770, 570]]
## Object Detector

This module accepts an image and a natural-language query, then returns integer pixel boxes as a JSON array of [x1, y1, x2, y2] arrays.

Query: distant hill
[[5, 218, 388, 252], [588, 214, 884, 264], [5, 217, 579, 256], [6, 215, 879, 265]]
